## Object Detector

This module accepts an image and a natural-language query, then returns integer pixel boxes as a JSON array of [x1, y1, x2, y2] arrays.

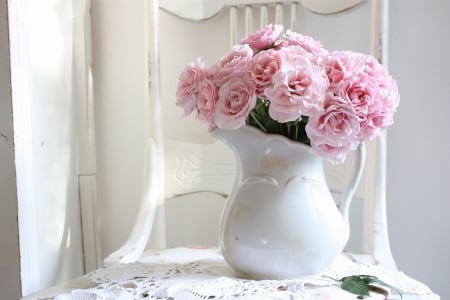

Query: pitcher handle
[[339, 143, 366, 222]]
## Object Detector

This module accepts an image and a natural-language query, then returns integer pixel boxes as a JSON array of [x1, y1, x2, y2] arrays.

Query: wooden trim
[[1, 0, 22, 297], [73, 0, 102, 272]]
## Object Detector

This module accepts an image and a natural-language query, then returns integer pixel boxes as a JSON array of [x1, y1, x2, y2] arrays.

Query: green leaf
[[323, 274, 403, 299], [342, 275, 378, 285], [340, 277, 370, 297], [371, 277, 403, 298], [245, 97, 311, 145]]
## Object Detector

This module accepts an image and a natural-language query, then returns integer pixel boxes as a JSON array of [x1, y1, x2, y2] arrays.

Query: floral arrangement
[[176, 24, 399, 164]]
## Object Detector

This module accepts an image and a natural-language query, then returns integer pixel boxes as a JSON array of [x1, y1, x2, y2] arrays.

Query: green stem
[[249, 111, 267, 132], [322, 275, 338, 282]]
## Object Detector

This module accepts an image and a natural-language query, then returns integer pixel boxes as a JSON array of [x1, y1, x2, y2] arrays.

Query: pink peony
[[176, 57, 207, 116], [240, 24, 284, 53], [212, 44, 253, 87], [215, 78, 257, 129], [196, 79, 219, 131]]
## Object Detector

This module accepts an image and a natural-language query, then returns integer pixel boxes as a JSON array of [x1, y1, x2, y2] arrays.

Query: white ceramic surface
[[214, 126, 365, 280]]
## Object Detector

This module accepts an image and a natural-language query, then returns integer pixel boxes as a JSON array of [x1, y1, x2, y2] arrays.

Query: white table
[[23, 247, 439, 299]]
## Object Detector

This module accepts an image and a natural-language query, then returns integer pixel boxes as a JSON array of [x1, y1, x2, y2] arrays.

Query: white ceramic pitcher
[[213, 126, 365, 280]]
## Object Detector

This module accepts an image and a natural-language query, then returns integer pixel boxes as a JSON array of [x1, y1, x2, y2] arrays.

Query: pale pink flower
[[278, 45, 310, 65], [305, 96, 361, 164], [310, 143, 353, 165], [215, 78, 257, 129], [240, 24, 284, 53], [247, 48, 283, 98], [324, 51, 366, 88], [363, 55, 400, 113], [285, 30, 327, 56], [333, 74, 379, 117], [363, 54, 389, 79], [265, 55, 329, 122], [176, 57, 207, 116], [197, 79, 219, 130], [359, 108, 394, 142], [357, 78, 399, 141], [327, 52, 400, 141], [176, 26, 400, 164], [212, 44, 253, 86]]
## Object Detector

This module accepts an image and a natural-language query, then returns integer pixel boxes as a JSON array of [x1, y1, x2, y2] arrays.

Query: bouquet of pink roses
[[176, 24, 399, 164]]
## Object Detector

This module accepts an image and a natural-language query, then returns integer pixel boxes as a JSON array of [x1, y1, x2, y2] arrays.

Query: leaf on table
[[323, 274, 402, 299]]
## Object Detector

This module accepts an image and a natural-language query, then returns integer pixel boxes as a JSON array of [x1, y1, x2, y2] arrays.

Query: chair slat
[[260, 5, 268, 27], [230, 6, 238, 46], [245, 6, 253, 38], [275, 3, 283, 24], [290, 2, 299, 31]]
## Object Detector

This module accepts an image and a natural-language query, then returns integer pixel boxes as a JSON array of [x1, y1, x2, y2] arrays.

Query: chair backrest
[[104, 0, 396, 271]]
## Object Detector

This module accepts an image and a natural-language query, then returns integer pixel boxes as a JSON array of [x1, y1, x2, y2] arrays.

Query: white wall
[[92, 0, 450, 298], [8, 0, 84, 296], [0, 0, 21, 298], [387, 1, 450, 298]]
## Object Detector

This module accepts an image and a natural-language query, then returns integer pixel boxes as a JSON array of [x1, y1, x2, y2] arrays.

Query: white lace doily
[[48, 247, 439, 300]]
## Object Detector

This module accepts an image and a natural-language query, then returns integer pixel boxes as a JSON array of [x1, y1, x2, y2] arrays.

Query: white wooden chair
[[105, 0, 396, 267], [24, 1, 439, 299]]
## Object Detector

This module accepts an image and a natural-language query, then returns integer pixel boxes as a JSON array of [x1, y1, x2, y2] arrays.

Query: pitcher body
[[213, 126, 362, 279]]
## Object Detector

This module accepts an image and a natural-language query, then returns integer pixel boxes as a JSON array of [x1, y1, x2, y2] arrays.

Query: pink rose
[[265, 55, 329, 122], [196, 79, 219, 131], [215, 78, 257, 129], [310, 143, 353, 165], [363, 54, 389, 79], [328, 52, 400, 141], [211, 44, 253, 87], [176, 57, 207, 116], [278, 45, 310, 65], [240, 24, 284, 53], [359, 108, 394, 142], [362, 54, 400, 112], [248, 49, 283, 98], [175, 26, 400, 165], [305, 96, 361, 164], [324, 51, 366, 88], [358, 79, 399, 141], [285, 30, 327, 56], [333, 74, 379, 117]]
